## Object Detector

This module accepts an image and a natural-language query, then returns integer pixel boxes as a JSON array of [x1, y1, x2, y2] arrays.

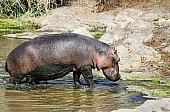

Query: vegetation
[[90, 28, 106, 39], [124, 78, 170, 97], [0, 19, 40, 36], [0, 0, 71, 18]]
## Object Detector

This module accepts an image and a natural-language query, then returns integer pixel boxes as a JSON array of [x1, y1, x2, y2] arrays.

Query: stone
[[37, 25, 71, 33], [114, 16, 135, 29], [129, 44, 161, 62], [72, 27, 94, 38], [120, 72, 154, 79], [99, 22, 126, 44], [143, 6, 168, 19], [126, 20, 153, 37], [5, 32, 38, 39], [115, 8, 143, 20], [167, 19, 170, 26], [116, 43, 161, 71], [94, 12, 115, 26], [113, 8, 141, 29], [116, 45, 142, 71], [164, 27, 170, 38], [112, 98, 170, 112], [163, 45, 170, 54], [142, 13, 159, 22], [136, 98, 170, 112], [158, 18, 169, 27], [99, 33, 116, 44], [17, 33, 39, 39], [5, 34, 17, 38], [130, 72, 153, 78]]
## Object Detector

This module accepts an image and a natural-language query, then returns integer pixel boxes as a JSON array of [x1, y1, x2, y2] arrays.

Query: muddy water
[[0, 37, 167, 112]]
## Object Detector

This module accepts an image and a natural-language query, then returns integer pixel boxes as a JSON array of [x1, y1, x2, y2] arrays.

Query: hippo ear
[[110, 49, 117, 55], [113, 49, 117, 54], [110, 49, 120, 62]]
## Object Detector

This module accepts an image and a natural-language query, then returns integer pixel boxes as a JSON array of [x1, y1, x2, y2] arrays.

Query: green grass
[[90, 28, 105, 39], [123, 78, 170, 98], [0, 19, 41, 36]]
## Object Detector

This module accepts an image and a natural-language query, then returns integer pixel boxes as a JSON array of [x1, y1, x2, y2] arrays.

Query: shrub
[[0, 0, 71, 18]]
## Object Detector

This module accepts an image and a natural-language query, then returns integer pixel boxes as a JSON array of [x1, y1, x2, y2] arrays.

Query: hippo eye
[[114, 50, 118, 55]]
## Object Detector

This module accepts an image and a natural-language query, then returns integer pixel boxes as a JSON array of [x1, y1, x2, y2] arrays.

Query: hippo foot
[[28, 79, 40, 85], [20, 76, 40, 84], [74, 80, 84, 86]]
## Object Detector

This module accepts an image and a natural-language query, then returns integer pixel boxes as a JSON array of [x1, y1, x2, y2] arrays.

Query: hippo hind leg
[[9, 75, 24, 84], [73, 70, 83, 85], [9, 76, 17, 84]]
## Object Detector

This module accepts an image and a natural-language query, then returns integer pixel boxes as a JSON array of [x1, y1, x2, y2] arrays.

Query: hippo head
[[100, 47, 120, 82], [102, 62, 120, 82]]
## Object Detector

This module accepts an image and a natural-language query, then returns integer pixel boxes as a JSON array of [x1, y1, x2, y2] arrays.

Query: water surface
[[0, 37, 169, 112]]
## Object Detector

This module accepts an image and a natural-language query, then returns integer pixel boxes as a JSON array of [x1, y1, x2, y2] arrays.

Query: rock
[[99, 23, 125, 44], [115, 8, 143, 20], [124, 20, 153, 45], [158, 18, 170, 27], [126, 20, 153, 38], [94, 12, 115, 26], [120, 72, 154, 79], [160, 43, 167, 47], [114, 9, 140, 29], [158, 80, 166, 84], [99, 33, 116, 44], [17, 32, 39, 39], [37, 25, 71, 33], [5, 32, 63, 39], [5, 32, 38, 39], [143, 37, 162, 46], [167, 19, 170, 26], [142, 13, 159, 22], [72, 27, 94, 38], [143, 6, 169, 19], [124, 92, 148, 104], [163, 45, 170, 54], [36, 7, 116, 33], [116, 43, 161, 71], [115, 16, 135, 29], [116, 45, 141, 71], [119, 72, 131, 79], [131, 72, 154, 78], [5, 34, 17, 38], [164, 27, 170, 38], [112, 98, 170, 112]]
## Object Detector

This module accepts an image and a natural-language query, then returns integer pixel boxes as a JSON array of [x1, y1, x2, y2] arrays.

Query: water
[[0, 37, 168, 112]]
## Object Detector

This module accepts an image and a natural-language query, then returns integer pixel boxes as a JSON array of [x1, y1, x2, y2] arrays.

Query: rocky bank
[[8, 4, 170, 78], [112, 98, 170, 112]]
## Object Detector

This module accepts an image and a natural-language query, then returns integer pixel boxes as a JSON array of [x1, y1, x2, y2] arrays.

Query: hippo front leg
[[81, 66, 94, 88], [73, 70, 83, 85]]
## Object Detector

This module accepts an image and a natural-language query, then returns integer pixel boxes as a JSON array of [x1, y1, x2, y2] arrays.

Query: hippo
[[5, 33, 120, 88]]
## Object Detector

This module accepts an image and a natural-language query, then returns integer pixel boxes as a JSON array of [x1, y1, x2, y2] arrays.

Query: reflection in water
[[0, 78, 146, 112], [0, 37, 150, 112], [1, 83, 133, 112]]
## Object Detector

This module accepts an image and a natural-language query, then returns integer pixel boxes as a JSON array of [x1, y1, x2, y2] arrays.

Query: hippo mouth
[[102, 64, 120, 82]]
